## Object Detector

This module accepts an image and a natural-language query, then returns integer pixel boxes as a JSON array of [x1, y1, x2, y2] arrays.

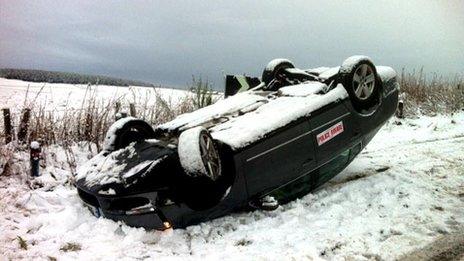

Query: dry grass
[[399, 69, 464, 117], [0, 143, 14, 175], [60, 242, 82, 252], [17, 236, 28, 250], [0, 85, 199, 149]]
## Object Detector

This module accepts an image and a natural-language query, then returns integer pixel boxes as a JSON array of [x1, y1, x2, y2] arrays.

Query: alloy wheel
[[352, 64, 376, 100], [199, 132, 221, 180]]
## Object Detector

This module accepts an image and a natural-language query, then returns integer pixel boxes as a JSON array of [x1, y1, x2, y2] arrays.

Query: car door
[[241, 120, 317, 198], [310, 102, 360, 165]]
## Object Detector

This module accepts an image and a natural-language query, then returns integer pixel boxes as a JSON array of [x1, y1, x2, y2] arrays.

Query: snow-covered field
[[1, 111, 463, 260], [0, 78, 188, 113]]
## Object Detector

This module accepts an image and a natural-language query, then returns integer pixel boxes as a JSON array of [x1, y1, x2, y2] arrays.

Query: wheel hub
[[199, 133, 221, 180], [353, 64, 376, 100]]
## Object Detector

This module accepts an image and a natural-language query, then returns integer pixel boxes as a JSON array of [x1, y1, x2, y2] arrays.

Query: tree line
[[0, 68, 154, 87]]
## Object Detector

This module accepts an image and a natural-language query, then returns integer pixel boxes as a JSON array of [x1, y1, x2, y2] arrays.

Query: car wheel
[[103, 117, 155, 152], [178, 126, 222, 181], [262, 58, 295, 86], [339, 56, 380, 110]]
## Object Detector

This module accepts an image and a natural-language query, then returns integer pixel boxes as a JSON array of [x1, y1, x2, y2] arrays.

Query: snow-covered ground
[[1, 112, 463, 260], [0, 78, 188, 113]]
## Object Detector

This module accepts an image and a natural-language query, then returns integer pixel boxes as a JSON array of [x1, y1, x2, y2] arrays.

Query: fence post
[[2, 108, 12, 143], [396, 100, 404, 119], [129, 103, 136, 117], [18, 108, 31, 142], [115, 102, 121, 121], [30, 141, 41, 177], [115, 102, 121, 113]]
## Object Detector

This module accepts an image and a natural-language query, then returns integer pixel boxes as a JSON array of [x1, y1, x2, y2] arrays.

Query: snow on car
[[75, 55, 400, 230]]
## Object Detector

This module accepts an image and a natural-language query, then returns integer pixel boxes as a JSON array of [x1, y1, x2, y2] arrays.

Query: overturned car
[[76, 56, 399, 230]]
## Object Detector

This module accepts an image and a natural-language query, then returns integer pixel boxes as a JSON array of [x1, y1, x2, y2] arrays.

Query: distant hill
[[0, 68, 154, 87]]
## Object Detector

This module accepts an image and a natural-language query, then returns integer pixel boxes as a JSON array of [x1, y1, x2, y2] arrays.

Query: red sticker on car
[[316, 121, 344, 146]]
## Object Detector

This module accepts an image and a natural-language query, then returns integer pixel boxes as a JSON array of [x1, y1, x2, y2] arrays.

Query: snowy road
[[1, 114, 463, 260]]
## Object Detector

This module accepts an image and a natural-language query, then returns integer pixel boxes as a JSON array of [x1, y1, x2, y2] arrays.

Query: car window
[[349, 143, 362, 161], [319, 149, 350, 178], [270, 145, 358, 203]]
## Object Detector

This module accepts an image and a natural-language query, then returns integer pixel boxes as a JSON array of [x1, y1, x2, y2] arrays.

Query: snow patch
[[339, 55, 372, 73], [212, 84, 349, 149], [122, 160, 154, 179], [103, 117, 137, 152], [318, 66, 340, 80], [264, 58, 294, 72], [76, 142, 140, 187], [178, 126, 207, 176], [77, 140, 169, 188], [376, 66, 398, 82], [158, 92, 266, 131], [305, 66, 331, 75], [278, 82, 327, 97], [30, 141, 40, 149], [98, 188, 116, 195], [76, 151, 127, 187]]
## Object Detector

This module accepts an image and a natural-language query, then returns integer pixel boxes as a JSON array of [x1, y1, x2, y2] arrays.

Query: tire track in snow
[[362, 135, 464, 154], [331, 135, 464, 188]]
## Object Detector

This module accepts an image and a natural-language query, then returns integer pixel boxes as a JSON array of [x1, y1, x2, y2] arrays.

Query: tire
[[339, 56, 381, 110], [262, 58, 295, 86], [103, 117, 155, 152], [178, 126, 222, 181]]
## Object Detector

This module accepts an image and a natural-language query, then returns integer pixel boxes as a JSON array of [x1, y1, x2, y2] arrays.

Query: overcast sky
[[1, 0, 463, 89]]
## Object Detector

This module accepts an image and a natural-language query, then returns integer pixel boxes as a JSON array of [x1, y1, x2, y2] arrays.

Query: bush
[[189, 76, 215, 109], [399, 68, 464, 116]]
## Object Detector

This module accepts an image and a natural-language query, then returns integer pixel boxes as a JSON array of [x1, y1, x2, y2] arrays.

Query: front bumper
[[77, 187, 171, 230]]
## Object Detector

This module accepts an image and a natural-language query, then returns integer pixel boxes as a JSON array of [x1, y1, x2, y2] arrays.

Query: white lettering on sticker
[[316, 121, 344, 146]]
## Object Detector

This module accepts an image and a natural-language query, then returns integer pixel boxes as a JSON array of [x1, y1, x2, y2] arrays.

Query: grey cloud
[[1, 0, 463, 89]]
